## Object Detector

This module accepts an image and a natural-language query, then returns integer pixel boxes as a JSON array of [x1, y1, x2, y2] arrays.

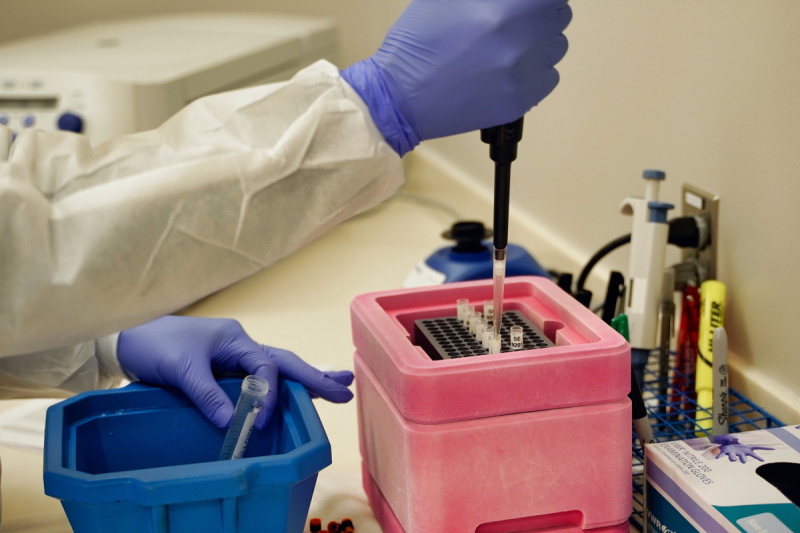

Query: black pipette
[[481, 117, 524, 337]]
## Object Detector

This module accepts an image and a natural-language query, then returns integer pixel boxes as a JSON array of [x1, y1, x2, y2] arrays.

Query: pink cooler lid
[[351, 276, 630, 424]]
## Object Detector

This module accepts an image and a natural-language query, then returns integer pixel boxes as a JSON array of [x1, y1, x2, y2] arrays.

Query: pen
[[658, 267, 676, 384], [695, 280, 727, 434], [575, 289, 592, 308], [657, 267, 676, 417], [712, 327, 729, 436], [557, 272, 573, 294], [669, 282, 699, 420], [611, 314, 656, 448], [601, 271, 625, 324]]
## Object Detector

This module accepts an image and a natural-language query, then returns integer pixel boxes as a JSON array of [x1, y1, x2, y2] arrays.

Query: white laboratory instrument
[[620, 170, 674, 383], [0, 13, 339, 144]]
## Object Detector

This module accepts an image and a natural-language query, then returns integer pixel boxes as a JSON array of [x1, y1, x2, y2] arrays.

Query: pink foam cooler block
[[351, 276, 630, 424], [350, 277, 633, 533]]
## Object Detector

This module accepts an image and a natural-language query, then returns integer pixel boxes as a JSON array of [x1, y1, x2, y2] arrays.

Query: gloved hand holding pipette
[[118, 316, 354, 429], [341, 0, 571, 156]]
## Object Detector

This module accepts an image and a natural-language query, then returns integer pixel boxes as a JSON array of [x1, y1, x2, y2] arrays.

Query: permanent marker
[[612, 314, 656, 448], [712, 327, 729, 436]]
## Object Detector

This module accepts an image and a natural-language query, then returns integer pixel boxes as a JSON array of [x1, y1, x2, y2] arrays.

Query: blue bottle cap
[[642, 169, 666, 180]]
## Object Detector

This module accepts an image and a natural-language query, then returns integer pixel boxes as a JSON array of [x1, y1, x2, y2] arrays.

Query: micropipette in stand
[[219, 375, 270, 461], [481, 117, 524, 338], [620, 170, 674, 385]]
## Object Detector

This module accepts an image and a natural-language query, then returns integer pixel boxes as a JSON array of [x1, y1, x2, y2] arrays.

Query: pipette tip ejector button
[[647, 201, 674, 224]]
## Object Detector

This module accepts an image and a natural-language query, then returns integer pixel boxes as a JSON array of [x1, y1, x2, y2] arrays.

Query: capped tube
[[482, 330, 494, 349], [510, 325, 523, 350], [463, 305, 475, 325], [469, 312, 482, 334], [483, 300, 495, 322], [475, 319, 487, 339], [490, 336, 502, 354], [457, 299, 469, 321]]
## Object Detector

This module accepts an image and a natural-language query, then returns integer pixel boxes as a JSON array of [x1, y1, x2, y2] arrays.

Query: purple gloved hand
[[341, 0, 571, 156], [713, 435, 774, 463], [118, 316, 354, 429]]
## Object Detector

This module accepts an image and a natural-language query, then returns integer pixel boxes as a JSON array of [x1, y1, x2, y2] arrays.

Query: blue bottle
[[403, 221, 548, 287]]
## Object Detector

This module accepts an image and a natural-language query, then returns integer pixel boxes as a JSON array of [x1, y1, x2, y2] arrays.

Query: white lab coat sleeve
[[96, 332, 131, 381], [0, 339, 126, 399], [0, 60, 404, 373]]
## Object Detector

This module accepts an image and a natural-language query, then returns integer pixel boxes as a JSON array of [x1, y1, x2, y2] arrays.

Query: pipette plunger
[[481, 118, 524, 337]]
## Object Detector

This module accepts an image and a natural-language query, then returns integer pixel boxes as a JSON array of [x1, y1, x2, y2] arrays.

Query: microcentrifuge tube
[[475, 319, 487, 340], [219, 375, 270, 461], [510, 326, 524, 350], [482, 330, 494, 350], [483, 300, 494, 323], [463, 305, 475, 325], [457, 299, 469, 321], [490, 336, 503, 354], [469, 312, 482, 334]]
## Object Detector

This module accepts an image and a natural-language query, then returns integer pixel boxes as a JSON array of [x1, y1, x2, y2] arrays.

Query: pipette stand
[[351, 276, 632, 533]]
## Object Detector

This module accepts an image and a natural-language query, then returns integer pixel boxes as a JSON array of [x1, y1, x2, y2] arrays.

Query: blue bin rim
[[43, 378, 331, 506]]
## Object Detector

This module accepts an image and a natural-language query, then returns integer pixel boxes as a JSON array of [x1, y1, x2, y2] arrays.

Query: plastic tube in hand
[[219, 375, 270, 461]]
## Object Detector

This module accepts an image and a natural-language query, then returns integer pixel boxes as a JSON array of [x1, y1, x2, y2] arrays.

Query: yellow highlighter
[[695, 280, 727, 434]]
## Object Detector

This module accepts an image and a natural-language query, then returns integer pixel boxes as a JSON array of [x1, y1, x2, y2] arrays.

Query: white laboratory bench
[[0, 151, 590, 532]]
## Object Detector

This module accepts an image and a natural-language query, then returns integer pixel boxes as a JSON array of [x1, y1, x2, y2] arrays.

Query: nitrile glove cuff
[[341, 58, 420, 157]]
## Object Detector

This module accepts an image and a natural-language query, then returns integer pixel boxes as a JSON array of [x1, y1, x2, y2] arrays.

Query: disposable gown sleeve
[[0, 335, 125, 399], [0, 61, 405, 390]]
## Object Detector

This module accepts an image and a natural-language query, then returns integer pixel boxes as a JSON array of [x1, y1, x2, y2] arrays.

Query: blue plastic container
[[44, 378, 331, 533]]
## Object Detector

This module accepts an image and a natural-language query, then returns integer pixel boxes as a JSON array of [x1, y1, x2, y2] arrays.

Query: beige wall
[[2, 1, 798, 406], [0, 0, 403, 66], [426, 1, 800, 404]]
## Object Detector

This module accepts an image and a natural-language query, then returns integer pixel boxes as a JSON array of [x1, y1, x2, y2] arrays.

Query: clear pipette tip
[[493, 247, 507, 337]]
